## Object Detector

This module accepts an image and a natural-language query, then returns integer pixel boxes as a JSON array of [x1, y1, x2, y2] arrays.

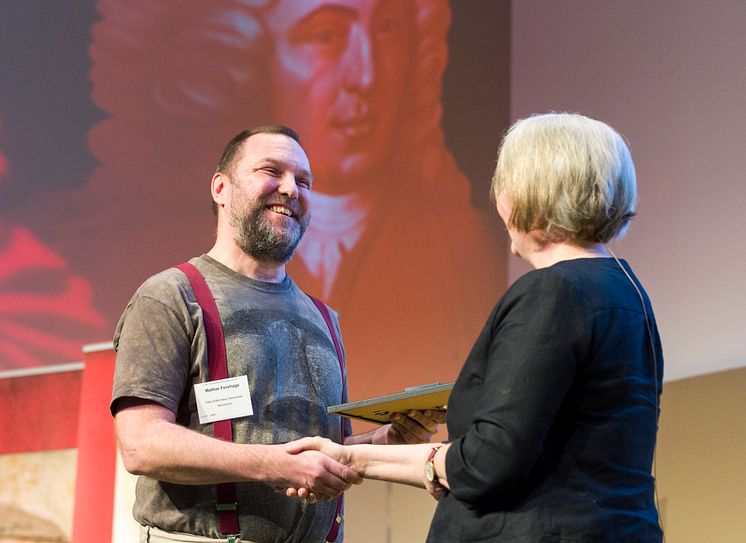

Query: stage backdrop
[[0, 0, 510, 403], [1, 2, 509, 540]]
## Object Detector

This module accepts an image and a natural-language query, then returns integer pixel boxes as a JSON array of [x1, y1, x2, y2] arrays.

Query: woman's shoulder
[[507, 261, 582, 296], [511, 257, 619, 289], [504, 258, 636, 318], [497, 259, 614, 319]]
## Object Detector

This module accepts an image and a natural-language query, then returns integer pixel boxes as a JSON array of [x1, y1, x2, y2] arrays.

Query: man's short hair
[[492, 112, 637, 244], [216, 125, 302, 176], [212, 125, 302, 214]]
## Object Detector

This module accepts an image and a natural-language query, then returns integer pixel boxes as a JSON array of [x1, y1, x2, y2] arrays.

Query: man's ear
[[211, 172, 229, 209]]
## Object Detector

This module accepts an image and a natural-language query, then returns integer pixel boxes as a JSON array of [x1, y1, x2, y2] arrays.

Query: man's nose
[[277, 172, 299, 199], [343, 24, 374, 92]]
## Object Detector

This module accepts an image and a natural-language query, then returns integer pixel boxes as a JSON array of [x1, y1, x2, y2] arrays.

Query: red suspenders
[[306, 295, 347, 543], [176, 263, 347, 541], [175, 263, 239, 536]]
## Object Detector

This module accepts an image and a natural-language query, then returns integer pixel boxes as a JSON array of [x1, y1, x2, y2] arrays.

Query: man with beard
[[111, 126, 441, 543]]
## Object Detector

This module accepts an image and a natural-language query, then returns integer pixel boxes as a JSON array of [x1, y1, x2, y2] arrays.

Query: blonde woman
[[288, 113, 663, 542]]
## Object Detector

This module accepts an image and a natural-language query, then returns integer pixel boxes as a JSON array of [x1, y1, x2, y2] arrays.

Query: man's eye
[[374, 16, 398, 34], [310, 25, 338, 45], [373, 2, 408, 36], [297, 178, 311, 189], [291, 15, 351, 56]]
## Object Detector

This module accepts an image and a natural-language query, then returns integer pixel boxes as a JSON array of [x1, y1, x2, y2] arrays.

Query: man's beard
[[231, 193, 310, 264]]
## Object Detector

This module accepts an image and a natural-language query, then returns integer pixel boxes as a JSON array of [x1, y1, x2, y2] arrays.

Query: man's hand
[[378, 409, 446, 444], [281, 437, 355, 503], [285, 436, 347, 459]]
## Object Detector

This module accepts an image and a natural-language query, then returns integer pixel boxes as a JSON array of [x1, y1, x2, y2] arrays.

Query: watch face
[[426, 461, 435, 482]]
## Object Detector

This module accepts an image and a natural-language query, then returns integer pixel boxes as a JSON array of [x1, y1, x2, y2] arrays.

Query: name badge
[[194, 375, 253, 424]]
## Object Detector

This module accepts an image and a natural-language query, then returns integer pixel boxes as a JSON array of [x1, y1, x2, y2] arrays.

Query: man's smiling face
[[226, 132, 313, 263]]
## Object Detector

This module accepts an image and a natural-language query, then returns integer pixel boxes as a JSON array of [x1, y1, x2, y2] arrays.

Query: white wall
[[511, 0, 746, 381]]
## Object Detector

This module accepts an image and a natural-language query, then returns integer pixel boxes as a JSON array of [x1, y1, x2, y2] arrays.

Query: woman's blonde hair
[[492, 112, 637, 243]]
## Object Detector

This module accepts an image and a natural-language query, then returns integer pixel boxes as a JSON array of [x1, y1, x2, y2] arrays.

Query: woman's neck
[[526, 239, 609, 269]]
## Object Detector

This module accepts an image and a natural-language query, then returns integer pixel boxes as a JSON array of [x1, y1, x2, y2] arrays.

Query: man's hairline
[[221, 134, 312, 183], [220, 131, 305, 177]]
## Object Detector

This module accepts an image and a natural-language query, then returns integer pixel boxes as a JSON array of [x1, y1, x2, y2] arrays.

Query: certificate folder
[[328, 382, 453, 424]]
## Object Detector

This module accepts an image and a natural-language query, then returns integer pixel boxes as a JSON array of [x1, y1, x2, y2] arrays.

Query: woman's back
[[431, 257, 663, 542]]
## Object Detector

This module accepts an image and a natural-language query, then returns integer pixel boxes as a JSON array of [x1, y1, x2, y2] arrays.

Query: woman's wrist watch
[[425, 445, 443, 491]]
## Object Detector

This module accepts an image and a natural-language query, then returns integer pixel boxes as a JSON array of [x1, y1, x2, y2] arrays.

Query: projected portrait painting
[[81, 0, 508, 394], [46, 0, 508, 394]]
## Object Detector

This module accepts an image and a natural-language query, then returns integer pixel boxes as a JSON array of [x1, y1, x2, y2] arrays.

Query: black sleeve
[[446, 270, 592, 504]]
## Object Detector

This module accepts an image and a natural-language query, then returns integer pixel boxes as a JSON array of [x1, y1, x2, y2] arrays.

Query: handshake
[[275, 409, 447, 503]]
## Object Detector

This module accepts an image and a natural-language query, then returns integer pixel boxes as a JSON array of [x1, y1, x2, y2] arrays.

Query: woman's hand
[[282, 437, 357, 502]]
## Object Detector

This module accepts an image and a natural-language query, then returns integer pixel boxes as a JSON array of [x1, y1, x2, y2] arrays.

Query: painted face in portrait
[[266, 0, 415, 193]]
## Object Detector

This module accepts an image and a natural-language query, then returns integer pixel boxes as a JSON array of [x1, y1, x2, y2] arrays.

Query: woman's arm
[[285, 437, 451, 493]]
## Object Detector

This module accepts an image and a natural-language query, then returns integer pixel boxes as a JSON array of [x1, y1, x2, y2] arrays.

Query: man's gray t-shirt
[[112, 255, 351, 542]]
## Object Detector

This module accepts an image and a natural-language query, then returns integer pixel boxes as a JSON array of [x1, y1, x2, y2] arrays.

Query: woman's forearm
[[348, 442, 451, 490]]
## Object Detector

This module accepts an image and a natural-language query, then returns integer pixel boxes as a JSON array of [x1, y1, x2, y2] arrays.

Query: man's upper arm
[[111, 273, 195, 416], [112, 396, 175, 421]]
